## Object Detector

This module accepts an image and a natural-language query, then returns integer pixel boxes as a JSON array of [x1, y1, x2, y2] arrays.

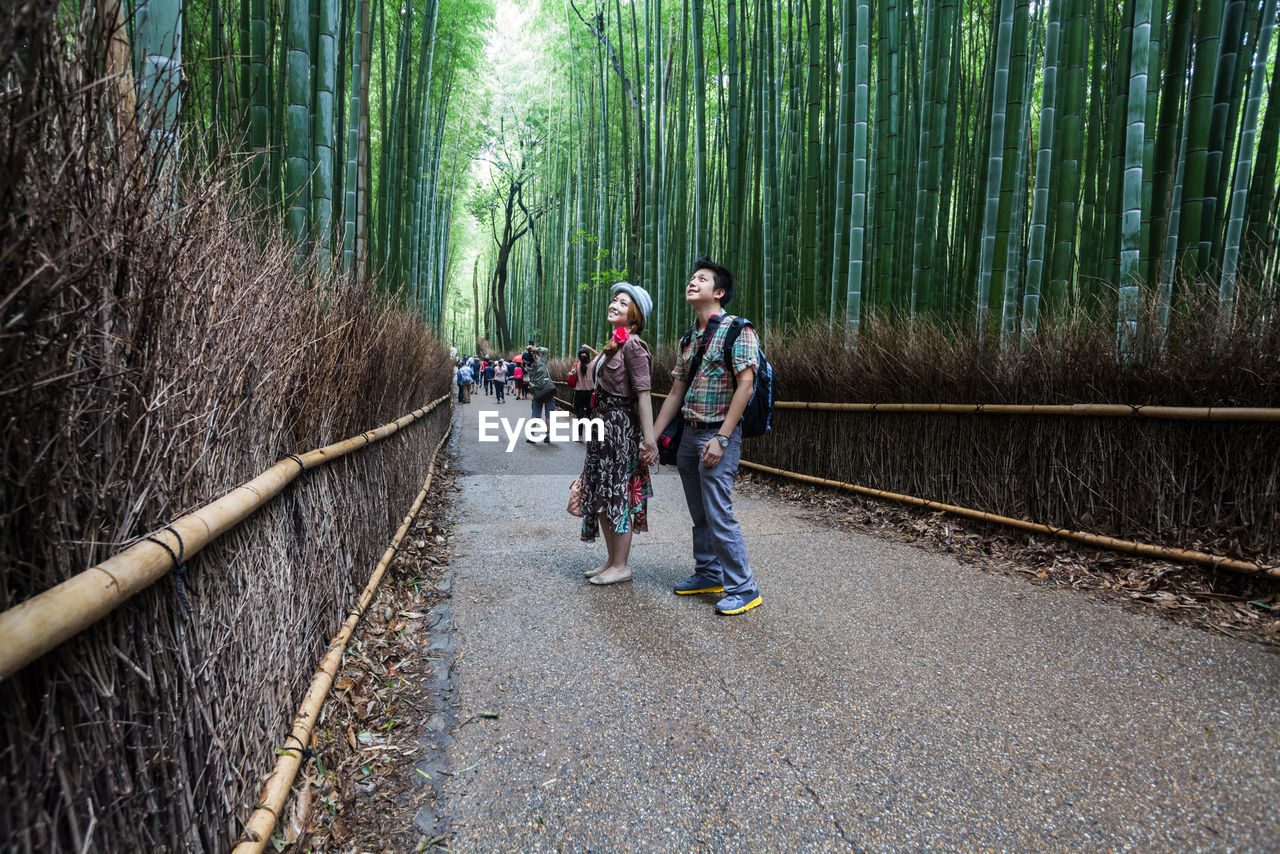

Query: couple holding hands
[[574, 258, 763, 616]]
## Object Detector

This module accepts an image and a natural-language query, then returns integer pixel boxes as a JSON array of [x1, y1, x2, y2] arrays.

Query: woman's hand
[[639, 439, 658, 467]]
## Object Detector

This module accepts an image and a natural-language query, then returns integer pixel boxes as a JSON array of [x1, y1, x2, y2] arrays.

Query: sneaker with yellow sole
[[715, 590, 762, 615], [673, 574, 724, 595]]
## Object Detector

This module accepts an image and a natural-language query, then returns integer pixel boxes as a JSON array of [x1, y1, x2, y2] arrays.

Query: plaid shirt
[[671, 315, 759, 423]]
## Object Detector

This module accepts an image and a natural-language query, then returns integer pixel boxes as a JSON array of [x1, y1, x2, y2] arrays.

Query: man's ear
[[713, 287, 726, 302]]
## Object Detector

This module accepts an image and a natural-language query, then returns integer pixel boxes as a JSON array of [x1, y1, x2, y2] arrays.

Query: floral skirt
[[579, 403, 653, 541]]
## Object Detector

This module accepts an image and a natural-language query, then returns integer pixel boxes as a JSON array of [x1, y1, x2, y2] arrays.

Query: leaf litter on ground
[[278, 462, 464, 853]]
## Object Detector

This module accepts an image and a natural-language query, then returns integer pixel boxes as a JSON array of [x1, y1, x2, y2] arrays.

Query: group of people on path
[[573, 258, 762, 617], [455, 352, 544, 405]]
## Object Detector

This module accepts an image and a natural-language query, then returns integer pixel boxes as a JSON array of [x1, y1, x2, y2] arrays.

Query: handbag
[[532, 375, 557, 401], [567, 475, 584, 517], [657, 316, 723, 466]]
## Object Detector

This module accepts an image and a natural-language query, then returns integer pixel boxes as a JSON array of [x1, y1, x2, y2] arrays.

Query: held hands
[[639, 439, 658, 468]]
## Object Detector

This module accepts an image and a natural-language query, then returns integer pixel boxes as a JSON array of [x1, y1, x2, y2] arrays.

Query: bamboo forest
[[4, 0, 1280, 851], [126, 0, 1278, 351]]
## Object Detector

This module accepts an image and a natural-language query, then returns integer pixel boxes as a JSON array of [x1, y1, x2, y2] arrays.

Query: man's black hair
[[693, 257, 735, 307]]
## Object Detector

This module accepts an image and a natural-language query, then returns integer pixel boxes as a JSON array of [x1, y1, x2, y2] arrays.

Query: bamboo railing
[[0, 395, 451, 681], [641, 389, 1280, 422], [738, 461, 1279, 580], [768, 401, 1280, 421], [233, 426, 451, 853]]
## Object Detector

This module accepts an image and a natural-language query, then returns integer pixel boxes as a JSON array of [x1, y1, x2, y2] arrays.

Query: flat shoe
[[584, 565, 607, 578], [590, 568, 632, 585]]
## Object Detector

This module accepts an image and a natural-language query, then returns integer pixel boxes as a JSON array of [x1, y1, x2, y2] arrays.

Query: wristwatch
[[714, 433, 731, 448]]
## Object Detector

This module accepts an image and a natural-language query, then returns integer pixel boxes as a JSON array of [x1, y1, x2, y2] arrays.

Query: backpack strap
[[721, 317, 755, 389], [686, 315, 723, 383]]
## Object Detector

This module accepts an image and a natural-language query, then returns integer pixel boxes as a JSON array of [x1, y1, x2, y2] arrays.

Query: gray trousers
[[677, 425, 757, 594]]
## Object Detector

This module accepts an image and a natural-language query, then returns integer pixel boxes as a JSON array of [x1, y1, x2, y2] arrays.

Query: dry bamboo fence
[[554, 373, 1278, 570], [233, 426, 452, 852], [739, 461, 1279, 579], [748, 405, 1277, 559], [0, 15, 462, 849], [0, 395, 450, 682]]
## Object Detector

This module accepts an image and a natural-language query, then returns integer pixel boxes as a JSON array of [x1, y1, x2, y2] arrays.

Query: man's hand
[[639, 440, 658, 467], [700, 436, 725, 468]]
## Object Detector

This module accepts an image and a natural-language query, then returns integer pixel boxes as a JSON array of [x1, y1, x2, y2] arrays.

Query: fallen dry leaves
[[275, 462, 463, 853]]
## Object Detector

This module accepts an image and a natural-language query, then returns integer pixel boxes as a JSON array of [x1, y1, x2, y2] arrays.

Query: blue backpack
[[722, 317, 774, 438]]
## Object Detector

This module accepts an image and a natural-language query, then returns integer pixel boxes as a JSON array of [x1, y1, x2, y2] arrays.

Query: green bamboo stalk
[[342, 0, 367, 275], [1118, 0, 1154, 355], [250, 0, 271, 203], [311, 0, 338, 270], [1218, 0, 1277, 338], [761, 0, 779, 329], [1202, 0, 1247, 263], [134, 0, 183, 211], [846, 0, 870, 337], [1022, 0, 1064, 347], [1244, 36, 1280, 255], [1178, 0, 1225, 274], [692, 0, 708, 256], [1147, 0, 1192, 285], [991, 0, 1030, 325], [1074, 0, 1106, 308], [285, 0, 312, 256], [910, 0, 938, 320], [975, 0, 1015, 339], [831, 0, 853, 323], [873, 0, 901, 311], [799, 0, 820, 312], [1157, 97, 1191, 342], [1000, 4, 1039, 348]]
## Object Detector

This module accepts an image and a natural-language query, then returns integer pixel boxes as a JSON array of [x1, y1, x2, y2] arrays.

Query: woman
[[492, 359, 507, 403], [579, 282, 658, 586], [571, 346, 596, 430], [512, 361, 524, 399]]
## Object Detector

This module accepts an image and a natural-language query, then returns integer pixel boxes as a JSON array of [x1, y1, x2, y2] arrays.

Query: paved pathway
[[437, 397, 1279, 852]]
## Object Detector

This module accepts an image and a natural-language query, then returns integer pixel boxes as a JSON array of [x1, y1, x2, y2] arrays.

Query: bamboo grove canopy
[[156, 0, 1278, 351]]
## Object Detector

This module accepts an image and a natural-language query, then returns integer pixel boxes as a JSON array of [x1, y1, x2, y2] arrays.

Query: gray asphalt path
[[439, 396, 1279, 852]]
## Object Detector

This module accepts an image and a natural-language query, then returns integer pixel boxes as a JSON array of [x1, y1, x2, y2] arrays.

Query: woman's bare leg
[[591, 519, 633, 584], [585, 514, 614, 577]]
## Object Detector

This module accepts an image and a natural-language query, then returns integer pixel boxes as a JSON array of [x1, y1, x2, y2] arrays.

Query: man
[[469, 355, 482, 397], [523, 340, 555, 444], [455, 359, 473, 404], [652, 258, 762, 616], [483, 358, 495, 396]]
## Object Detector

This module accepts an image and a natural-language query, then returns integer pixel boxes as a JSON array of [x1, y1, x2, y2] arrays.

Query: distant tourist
[[469, 355, 482, 397], [483, 359, 495, 396], [512, 360, 524, 399], [523, 340, 557, 444], [455, 360, 473, 405], [652, 259, 761, 615], [579, 283, 657, 586], [492, 359, 507, 403], [570, 346, 597, 435]]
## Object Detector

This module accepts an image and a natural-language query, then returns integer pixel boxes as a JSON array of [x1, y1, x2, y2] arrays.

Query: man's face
[[686, 268, 723, 306]]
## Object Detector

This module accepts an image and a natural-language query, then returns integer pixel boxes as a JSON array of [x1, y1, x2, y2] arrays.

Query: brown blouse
[[593, 335, 652, 398]]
